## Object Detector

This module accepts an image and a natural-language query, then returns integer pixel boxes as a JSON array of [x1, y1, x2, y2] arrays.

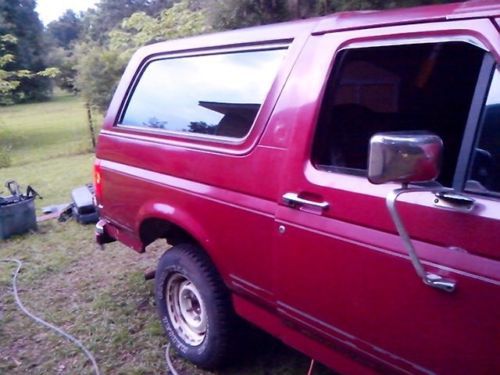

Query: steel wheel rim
[[166, 273, 207, 346]]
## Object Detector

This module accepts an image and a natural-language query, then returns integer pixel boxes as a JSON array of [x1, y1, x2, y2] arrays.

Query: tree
[[82, 0, 175, 44], [46, 10, 82, 49], [0, 0, 52, 103], [44, 11, 85, 93], [315, 0, 457, 14], [44, 47, 78, 93], [76, 0, 208, 111], [0, 34, 20, 97], [188, 121, 216, 135], [109, 0, 209, 51], [0, 34, 58, 104], [205, 0, 458, 28], [74, 42, 127, 111], [206, 0, 290, 30]]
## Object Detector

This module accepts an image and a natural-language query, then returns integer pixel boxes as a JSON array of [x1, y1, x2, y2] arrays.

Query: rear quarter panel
[[94, 23, 314, 304]]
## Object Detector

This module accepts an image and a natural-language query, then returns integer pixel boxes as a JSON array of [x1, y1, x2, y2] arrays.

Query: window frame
[[462, 62, 500, 199], [453, 54, 496, 192], [115, 43, 289, 144], [311, 36, 496, 193]]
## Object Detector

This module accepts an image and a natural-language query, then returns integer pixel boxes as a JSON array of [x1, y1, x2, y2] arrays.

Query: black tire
[[155, 243, 235, 369]]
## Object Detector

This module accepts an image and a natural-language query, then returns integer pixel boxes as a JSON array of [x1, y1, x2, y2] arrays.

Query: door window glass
[[466, 68, 500, 196], [120, 48, 286, 139], [312, 42, 485, 186]]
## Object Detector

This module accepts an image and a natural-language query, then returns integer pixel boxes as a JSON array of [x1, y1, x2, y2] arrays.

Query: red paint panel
[[95, 4, 500, 373]]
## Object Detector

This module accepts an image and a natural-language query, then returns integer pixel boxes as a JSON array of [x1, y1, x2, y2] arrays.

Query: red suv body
[[95, 1, 500, 373]]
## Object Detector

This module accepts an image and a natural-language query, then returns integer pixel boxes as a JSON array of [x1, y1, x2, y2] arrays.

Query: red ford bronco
[[94, 1, 500, 373]]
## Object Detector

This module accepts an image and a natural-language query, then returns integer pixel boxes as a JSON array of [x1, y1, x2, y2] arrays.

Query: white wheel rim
[[166, 273, 207, 346]]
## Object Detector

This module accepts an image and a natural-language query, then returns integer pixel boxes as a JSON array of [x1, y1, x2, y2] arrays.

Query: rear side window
[[120, 48, 286, 139], [312, 42, 485, 187]]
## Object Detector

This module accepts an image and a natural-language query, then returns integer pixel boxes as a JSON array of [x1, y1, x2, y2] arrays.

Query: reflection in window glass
[[121, 49, 286, 138], [466, 68, 500, 196], [312, 42, 485, 186]]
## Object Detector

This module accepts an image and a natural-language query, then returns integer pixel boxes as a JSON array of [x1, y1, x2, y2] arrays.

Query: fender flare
[[135, 200, 213, 253]]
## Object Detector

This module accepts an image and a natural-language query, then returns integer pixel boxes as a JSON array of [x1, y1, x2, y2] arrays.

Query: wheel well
[[139, 218, 198, 248]]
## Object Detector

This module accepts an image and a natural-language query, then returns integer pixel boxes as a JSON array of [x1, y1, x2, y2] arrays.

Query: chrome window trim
[[344, 35, 488, 52]]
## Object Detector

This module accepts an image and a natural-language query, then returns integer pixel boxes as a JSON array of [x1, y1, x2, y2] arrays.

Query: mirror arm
[[387, 187, 456, 293]]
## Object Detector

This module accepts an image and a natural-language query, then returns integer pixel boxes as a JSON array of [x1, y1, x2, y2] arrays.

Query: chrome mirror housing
[[368, 132, 442, 185], [367, 131, 456, 292]]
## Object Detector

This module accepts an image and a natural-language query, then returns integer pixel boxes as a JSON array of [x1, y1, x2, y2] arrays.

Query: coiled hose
[[0, 259, 101, 375]]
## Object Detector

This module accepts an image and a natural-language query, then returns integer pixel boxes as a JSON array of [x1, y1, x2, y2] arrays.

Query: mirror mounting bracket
[[387, 186, 456, 293]]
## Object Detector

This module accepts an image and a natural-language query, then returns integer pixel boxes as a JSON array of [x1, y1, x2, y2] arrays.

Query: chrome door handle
[[282, 192, 329, 210]]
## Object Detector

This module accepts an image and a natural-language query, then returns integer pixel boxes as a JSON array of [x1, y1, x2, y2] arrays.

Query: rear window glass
[[120, 48, 286, 139]]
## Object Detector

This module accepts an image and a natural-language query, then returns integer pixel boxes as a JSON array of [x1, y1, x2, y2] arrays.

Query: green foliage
[[75, 42, 128, 111], [0, 35, 59, 104], [110, 0, 210, 52], [317, 0, 456, 14], [45, 47, 79, 93], [46, 10, 82, 49], [206, 0, 457, 27], [44, 11, 85, 94], [0, 0, 52, 103], [82, 0, 175, 44], [76, 0, 208, 111], [0, 35, 20, 98], [207, 0, 290, 30]]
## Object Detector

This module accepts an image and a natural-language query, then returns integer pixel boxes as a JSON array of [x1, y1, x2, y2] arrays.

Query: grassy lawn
[[0, 94, 100, 168], [0, 96, 333, 374]]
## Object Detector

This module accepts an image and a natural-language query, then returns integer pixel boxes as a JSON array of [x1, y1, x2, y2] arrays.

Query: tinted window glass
[[466, 68, 500, 196], [121, 49, 286, 138], [312, 42, 485, 186]]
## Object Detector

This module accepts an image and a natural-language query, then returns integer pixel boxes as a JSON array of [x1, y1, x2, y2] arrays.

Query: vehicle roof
[[313, 0, 500, 34], [136, 0, 500, 57]]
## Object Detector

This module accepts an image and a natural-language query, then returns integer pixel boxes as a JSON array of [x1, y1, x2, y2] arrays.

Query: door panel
[[274, 20, 500, 373], [275, 192, 500, 373]]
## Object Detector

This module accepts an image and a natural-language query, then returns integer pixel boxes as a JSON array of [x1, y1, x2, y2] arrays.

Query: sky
[[36, 0, 98, 25]]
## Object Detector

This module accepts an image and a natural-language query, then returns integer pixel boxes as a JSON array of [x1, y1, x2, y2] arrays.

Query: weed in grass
[[0, 144, 12, 168], [145, 320, 163, 337]]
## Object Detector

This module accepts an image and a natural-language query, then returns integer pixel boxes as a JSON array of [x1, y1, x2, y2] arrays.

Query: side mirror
[[367, 131, 456, 292], [368, 132, 442, 185]]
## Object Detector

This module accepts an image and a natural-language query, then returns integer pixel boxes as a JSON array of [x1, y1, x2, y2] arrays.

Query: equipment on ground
[[0, 180, 41, 239]]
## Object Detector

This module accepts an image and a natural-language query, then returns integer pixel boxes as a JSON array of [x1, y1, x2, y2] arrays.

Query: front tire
[[155, 243, 235, 369]]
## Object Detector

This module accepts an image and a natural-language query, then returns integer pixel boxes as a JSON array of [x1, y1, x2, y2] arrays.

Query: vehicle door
[[273, 19, 500, 374]]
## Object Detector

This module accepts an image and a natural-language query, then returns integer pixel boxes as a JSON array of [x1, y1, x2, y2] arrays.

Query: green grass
[[0, 97, 333, 374], [0, 94, 101, 168], [0, 153, 94, 211], [0, 222, 169, 374]]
